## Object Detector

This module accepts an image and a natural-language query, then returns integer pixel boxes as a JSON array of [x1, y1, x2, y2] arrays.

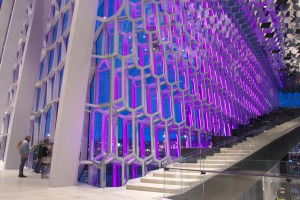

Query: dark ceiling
[[222, 0, 300, 91]]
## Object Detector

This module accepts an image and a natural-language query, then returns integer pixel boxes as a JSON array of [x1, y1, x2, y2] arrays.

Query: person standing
[[17, 135, 31, 178], [34, 143, 43, 173], [41, 139, 51, 179]]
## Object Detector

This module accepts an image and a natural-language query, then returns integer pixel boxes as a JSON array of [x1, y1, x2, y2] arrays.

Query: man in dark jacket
[[41, 139, 51, 179], [18, 135, 31, 178], [34, 143, 43, 173]]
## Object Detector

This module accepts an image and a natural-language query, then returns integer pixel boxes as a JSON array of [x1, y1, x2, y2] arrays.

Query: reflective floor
[[0, 161, 165, 200]]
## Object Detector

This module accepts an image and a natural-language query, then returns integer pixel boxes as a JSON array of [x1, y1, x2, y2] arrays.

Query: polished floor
[[0, 161, 165, 200]]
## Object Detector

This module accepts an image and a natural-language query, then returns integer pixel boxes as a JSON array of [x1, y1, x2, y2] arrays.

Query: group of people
[[17, 135, 52, 179]]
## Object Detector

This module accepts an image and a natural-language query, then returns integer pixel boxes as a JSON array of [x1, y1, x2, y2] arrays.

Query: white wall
[[0, 0, 27, 131], [4, 0, 51, 169]]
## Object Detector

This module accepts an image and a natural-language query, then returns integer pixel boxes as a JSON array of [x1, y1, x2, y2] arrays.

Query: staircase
[[126, 117, 300, 195]]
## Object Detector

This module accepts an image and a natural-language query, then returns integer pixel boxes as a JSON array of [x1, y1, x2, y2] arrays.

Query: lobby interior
[[1, 0, 300, 199]]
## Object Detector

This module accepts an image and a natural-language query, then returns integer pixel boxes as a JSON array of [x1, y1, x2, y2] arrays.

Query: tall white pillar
[[4, 0, 51, 169], [0, 0, 27, 130], [0, 0, 15, 59], [49, 0, 98, 187]]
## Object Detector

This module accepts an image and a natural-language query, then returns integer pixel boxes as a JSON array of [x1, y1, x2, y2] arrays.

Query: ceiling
[[222, 0, 300, 91]]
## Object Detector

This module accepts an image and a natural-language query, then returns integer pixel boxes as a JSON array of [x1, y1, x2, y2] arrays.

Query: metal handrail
[[164, 162, 300, 180]]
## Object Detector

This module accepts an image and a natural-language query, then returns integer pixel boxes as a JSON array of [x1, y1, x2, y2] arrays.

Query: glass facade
[[79, 0, 282, 187]]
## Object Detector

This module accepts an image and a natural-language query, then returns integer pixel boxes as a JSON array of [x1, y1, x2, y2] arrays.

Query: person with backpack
[[17, 135, 31, 178]]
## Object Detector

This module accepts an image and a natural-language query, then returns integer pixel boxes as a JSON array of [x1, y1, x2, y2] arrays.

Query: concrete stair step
[[232, 145, 257, 149], [242, 140, 266, 144], [207, 155, 242, 159], [126, 182, 188, 194], [251, 135, 273, 139], [141, 176, 200, 186], [171, 163, 228, 170], [240, 143, 264, 147], [168, 166, 221, 171], [214, 152, 246, 156], [211, 155, 245, 159], [233, 146, 260, 150], [168, 168, 202, 174], [204, 156, 239, 160], [167, 168, 214, 174], [220, 148, 251, 152], [197, 159, 236, 164], [234, 143, 259, 146], [246, 136, 269, 140], [233, 144, 261, 149], [244, 138, 266, 141], [172, 163, 227, 168], [153, 171, 204, 179]]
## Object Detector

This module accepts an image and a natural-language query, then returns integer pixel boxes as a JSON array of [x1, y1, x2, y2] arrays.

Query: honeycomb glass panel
[[83, 0, 284, 188]]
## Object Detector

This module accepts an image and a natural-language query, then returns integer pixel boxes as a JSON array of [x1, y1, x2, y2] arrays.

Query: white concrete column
[[4, 0, 51, 169], [0, 0, 15, 59], [49, 0, 98, 187], [0, 0, 27, 130]]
